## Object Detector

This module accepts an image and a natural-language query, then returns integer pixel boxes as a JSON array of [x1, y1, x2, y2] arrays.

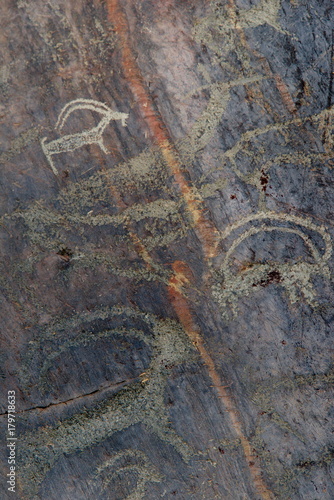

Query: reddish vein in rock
[[226, 0, 297, 115], [168, 261, 273, 500], [106, 0, 218, 260], [106, 1, 273, 498]]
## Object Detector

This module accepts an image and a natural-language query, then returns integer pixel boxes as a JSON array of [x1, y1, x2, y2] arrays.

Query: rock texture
[[0, 0, 334, 499]]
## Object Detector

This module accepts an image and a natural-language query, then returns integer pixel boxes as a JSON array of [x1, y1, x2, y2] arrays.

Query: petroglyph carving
[[41, 99, 128, 175], [221, 107, 334, 174], [212, 212, 332, 317], [236, 0, 287, 34], [19, 307, 196, 496], [192, 0, 289, 78], [193, 0, 287, 44], [229, 107, 334, 208], [95, 449, 162, 499], [245, 151, 334, 210], [194, 106, 334, 210], [179, 75, 263, 159]]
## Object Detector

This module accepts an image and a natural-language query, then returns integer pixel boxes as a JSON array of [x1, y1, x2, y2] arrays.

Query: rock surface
[[0, 0, 334, 499]]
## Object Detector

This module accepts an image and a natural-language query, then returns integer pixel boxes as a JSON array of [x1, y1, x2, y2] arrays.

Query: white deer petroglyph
[[41, 99, 129, 175]]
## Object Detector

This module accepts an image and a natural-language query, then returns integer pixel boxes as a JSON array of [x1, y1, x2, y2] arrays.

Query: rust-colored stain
[[168, 260, 274, 500], [92, 148, 156, 270], [274, 74, 298, 115], [226, 0, 297, 116], [107, 0, 218, 260], [106, 1, 274, 497], [95, 150, 156, 270]]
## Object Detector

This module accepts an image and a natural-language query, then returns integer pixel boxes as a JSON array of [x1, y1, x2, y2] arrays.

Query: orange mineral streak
[[107, 0, 218, 260], [274, 74, 297, 115], [126, 224, 157, 270], [99, 162, 155, 270], [106, 1, 272, 497], [226, 0, 297, 116], [168, 261, 273, 500]]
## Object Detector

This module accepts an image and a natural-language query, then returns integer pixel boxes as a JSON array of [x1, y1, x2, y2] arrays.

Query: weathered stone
[[0, 1, 333, 499]]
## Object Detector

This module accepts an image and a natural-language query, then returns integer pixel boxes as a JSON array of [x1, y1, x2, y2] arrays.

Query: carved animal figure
[[41, 99, 128, 175], [212, 212, 332, 317]]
